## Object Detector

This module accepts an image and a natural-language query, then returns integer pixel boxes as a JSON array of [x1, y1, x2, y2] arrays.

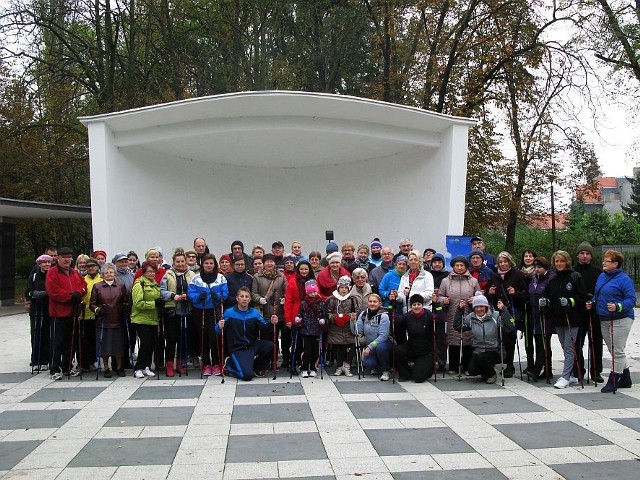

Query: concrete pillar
[[0, 217, 16, 306]]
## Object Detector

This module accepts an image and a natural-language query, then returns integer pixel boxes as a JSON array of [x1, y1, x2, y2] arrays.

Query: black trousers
[[302, 335, 320, 371], [79, 319, 96, 370], [468, 350, 501, 380], [30, 313, 50, 367], [331, 344, 354, 367], [134, 324, 157, 370], [395, 344, 434, 383], [576, 315, 603, 376], [448, 345, 473, 372], [50, 316, 72, 374], [164, 315, 188, 364]]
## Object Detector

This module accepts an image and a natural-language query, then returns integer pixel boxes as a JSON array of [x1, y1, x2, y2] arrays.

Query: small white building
[[80, 91, 474, 257]]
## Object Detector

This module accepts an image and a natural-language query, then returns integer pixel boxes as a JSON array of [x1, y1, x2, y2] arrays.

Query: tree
[[622, 170, 640, 221]]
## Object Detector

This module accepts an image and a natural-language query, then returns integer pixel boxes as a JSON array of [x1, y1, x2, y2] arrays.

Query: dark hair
[[141, 261, 156, 273], [295, 261, 315, 298], [519, 249, 537, 268], [308, 251, 322, 260], [237, 286, 251, 296]]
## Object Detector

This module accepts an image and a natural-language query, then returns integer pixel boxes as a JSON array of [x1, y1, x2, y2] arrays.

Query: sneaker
[[554, 377, 570, 389], [334, 367, 343, 376], [380, 371, 390, 381], [342, 365, 353, 377], [202, 365, 212, 376], [103, 369, 112, 379], [143, 367, 156, 377], [50, 370, 63, 381], [486, 374, 497, 384], [301, 370, 309, 378], [254, 370, 266, 378], [117, 369, 126, 377], [569, 376, 579, 385], [212, 365, 222, 376], [66, 369, 80, 377], [135, 369, 145, 379], [309, 370, 317, 378]]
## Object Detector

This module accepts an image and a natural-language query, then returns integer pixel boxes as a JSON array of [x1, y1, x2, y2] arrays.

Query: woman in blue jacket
[[188, 253, 228, 377], [589, 250, 635, 393]]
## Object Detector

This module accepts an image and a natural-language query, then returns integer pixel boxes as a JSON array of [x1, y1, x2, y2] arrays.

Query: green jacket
[[131, 277, 161, 326]]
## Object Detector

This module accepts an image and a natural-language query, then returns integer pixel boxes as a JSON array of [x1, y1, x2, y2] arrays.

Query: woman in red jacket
[[284, 261, 315, 371], [316, 252, 350, 299]]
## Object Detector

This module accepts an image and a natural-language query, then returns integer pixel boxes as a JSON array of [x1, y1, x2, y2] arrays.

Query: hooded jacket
[[454, 307, 514, 355]]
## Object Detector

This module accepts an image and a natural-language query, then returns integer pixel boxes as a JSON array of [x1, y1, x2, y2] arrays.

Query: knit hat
[[112, 252, 128, 263], [185, 249, 197, 257], [576, 241, 593, 255], [469, 249, 485, 260], [153, 246, 163, 256], [262, 253, 276, 263], [36, 254, 53, 264], [472, 292, 490, 309], [450, 255, 469, 268], [533, 256, 550, 269], [326, 241, 339, 254], [409, 294, 424, 305], [305, 280, 319, 294], [231, 240, 244, 251], [219, 254, 232, 264], [284, 255, 296, 263], [431, 253, 445, 264], [370, 239, 382, 249], [497, 251, 515, 268], [337, 275, 351, 287], [395, 255, 408, 264], [93, 250, 107, 259], [326, 252, 342, 264]]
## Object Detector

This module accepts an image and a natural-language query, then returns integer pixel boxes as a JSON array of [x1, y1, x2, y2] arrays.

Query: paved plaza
[[1, 309, 640, 479]]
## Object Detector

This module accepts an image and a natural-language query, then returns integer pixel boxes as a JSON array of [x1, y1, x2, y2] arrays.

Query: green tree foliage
[[622, 170, 640, 221]]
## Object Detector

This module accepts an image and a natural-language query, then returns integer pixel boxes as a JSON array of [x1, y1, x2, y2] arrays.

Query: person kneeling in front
[[454, 293, 513, 384], [216, 287, 278, 381]]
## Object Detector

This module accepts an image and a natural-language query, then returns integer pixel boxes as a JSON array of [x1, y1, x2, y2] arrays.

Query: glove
[[560, 297, 569, 307], [32, 291, 47, 300], [294, 316, 302, 325], [280, 297, 285, 305], [538, 298, 547, 307], [198, 291, 207, 301], [259, 297, 267, 305], [96, 304, 108, 315], [155, 298, 165, 309], [71, 292, 82, 305]]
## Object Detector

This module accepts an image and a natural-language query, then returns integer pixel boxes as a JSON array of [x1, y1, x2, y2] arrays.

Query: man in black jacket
[[574, 242, 604, 383]]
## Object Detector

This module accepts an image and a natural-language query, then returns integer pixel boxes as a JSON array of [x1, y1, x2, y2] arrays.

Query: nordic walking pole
[[610, 318, 616, 394], [564, 309, 584, 388], [272, 295, 278, 380], [78, 305, 84, 380], [354, 319, 362, 380], [220, 303, 225, 384], [96, 309, 105, 380], [505, 291, 523, 381], [391, 305, 396, 384], [290, 326, 297, 379], [156, 309, 163, 381], [34, 302, 43, 374], [498, 300, 505, 386], [586, 294, 597, 386], [458, 301, 464, 381], [200, 307, 205, 380], [319, 330, 324, 380], [432, 307, 437, 383], [123, 311, 135, 375], [541, 309, 551, 384], [68, 303, 79, 378]]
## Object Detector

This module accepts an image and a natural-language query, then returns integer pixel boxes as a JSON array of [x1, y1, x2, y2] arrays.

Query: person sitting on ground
[[454, 293, 513, 384], [395, 294, 435, 383], [217, 287, 278, 381]]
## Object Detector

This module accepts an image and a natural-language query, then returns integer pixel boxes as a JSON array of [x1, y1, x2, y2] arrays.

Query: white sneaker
[[334, 367, 343, 376], [50, 370, 63, 381], [554, 377, 570, 389], [343, 365, 353, 377], [143, 367, 155, 377], [569, 376, 579, 385], [309, 370, 317, 378], [301, 370, 309, 378], [134, 370, 145, 379], [380, 371, 390, 381]]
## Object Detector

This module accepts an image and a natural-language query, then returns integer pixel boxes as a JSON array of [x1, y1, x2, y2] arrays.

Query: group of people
[[25, 236, 635, 392]]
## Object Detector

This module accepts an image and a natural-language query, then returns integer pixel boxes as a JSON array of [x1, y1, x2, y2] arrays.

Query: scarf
[[332, 290, 350, 301], [201, 270, 217, 284], [410, 308, 425, 319], [104, 280, 114, 286], [305, 293, 321, 315], [498, 266, 510, 279], [355, 257, 370, 270], [262, 269, 278, 280]]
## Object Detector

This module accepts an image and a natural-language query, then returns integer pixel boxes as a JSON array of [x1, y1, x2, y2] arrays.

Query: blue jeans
[[363, 341, 391, 372]]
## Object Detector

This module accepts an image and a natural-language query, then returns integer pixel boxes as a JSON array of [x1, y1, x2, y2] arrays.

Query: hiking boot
[[591, 371, 605, 383], [117, 369, 126, 377], [103, 369, 112, 379], [601, 372, 621, 393], [503, 366, 515, 378], [619, 368, 632, 388], [486, 374, 497, 384], [166, 361, 175, 378]]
